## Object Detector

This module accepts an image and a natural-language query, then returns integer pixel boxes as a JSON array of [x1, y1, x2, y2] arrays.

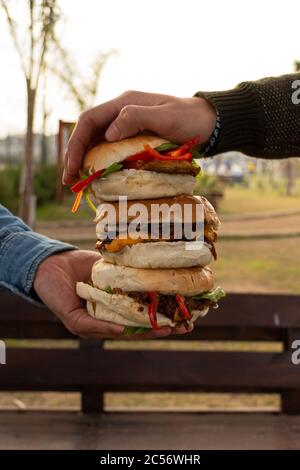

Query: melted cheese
[[105, 237, 144, 253]]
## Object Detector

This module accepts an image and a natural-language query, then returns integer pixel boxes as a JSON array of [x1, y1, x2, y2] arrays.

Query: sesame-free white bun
[[91, 259, 214, 296], [100, 241, 213, 269], [76, 282, 209, 328], [90, 169, 196, 201], [83, 135, 168, 173]]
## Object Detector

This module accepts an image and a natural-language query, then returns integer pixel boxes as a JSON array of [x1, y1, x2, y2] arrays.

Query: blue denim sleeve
[[0, 204, 76, 304]]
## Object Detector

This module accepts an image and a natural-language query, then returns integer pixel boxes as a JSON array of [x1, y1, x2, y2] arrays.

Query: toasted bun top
[[82, 134, 168, 174], [91, 259, 214, 296]]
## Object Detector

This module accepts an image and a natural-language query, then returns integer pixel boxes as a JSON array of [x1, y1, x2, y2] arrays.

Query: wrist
[[191, 96, 217, 144]]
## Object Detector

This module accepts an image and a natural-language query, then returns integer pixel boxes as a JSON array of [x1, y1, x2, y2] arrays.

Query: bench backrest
[[0, 292, 299, 413]]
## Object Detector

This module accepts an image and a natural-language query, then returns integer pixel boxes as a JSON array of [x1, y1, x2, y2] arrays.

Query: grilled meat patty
[[111, 288, 214, 321], [123, 159, 200, 176]]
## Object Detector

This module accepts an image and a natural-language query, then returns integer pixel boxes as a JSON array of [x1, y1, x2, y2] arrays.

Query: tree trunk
[[285, 159, 294, 196], [19, 82, 36, 226]]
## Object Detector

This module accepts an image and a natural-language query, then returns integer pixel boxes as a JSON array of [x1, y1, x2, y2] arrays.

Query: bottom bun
[[77, 282, 209, 328]]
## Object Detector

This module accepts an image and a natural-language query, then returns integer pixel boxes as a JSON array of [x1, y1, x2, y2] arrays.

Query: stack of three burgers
[[73, 134, 225, 334]]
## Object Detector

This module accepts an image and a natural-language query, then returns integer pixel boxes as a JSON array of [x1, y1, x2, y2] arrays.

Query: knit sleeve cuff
[[194, 83, 266, 156]]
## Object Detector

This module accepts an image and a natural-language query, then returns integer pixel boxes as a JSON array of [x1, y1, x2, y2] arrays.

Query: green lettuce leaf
[[192, 287, 226, 303], [102, 162, 123, 178], [190, 148, 203, 160], [123, 326, 149, 336], [104, 286, 113, 294], [83, 191, 97, 213], [154, 142, 179, 153]]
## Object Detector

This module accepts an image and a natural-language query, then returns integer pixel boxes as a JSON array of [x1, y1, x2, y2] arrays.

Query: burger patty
[[111, 288, 214, 321], [123, 159, 200, 176]]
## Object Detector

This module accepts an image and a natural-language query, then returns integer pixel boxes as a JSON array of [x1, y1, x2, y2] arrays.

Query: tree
[[50, 46, 118, 112], [49, 46, 117, 203], [1, 0, 60, 225]]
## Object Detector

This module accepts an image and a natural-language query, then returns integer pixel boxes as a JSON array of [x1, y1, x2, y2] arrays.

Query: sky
[[0, 0, 299, 137]]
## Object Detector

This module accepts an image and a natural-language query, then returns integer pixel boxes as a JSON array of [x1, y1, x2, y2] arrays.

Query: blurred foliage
[[0, 165, 21, 213], [0, 164, 60, 213], [194, 173, 225, 196], [34, 165, 57, 205]]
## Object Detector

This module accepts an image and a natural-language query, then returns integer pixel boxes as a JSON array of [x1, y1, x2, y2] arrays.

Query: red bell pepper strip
[[147, 291, 159, 330], [124, 150, 154, 162], [175, 294, 191, 321], [71, 169, 104, 193], [168, 135, 201, 158], [144, 144, 192, 161]]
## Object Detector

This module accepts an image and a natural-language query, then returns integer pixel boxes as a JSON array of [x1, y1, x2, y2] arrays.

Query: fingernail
[[105, 123, 119, 141]]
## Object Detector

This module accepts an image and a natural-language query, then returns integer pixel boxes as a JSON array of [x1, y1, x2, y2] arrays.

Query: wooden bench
[[1, 291, 300, 415]]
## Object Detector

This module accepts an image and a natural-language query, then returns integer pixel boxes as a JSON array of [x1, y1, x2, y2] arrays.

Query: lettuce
[[155, 141, 202, 161], [104, 286, 113, 294], [102, 162, 123, 178], [83, 191, 97, 213], [155, 142, 179, 153], [190, 148, 203, 160], [123, 326, 149, 336], [192, 287, 226, 303]]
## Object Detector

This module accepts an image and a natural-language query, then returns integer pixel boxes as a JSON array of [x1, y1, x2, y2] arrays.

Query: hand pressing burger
[[71, 134, 225, 335]]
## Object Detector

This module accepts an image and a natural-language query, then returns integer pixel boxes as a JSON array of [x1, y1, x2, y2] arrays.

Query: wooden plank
[[0, 411, 300, 449], [1, 348, 300, 391], [1, 292, 300, 329], [79, 339, 104, 413], [0, 324, 283, 341]]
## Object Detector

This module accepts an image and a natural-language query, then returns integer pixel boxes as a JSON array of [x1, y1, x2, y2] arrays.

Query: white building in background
[[0, 134, 57, 165]]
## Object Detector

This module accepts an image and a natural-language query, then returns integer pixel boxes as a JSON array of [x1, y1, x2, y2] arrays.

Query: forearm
[[196, 73, 300, 158], [0, 204, 76, 304]]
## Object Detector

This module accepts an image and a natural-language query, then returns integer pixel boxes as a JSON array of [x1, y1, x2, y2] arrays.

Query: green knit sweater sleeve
[[195, 73, 300, 158]]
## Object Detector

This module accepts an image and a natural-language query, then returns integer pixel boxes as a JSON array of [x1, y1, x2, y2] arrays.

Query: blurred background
[[0, 0, 300, 412]]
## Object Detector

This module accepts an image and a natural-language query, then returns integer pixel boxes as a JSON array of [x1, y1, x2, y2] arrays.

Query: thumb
[[105, 105, 161, 141]]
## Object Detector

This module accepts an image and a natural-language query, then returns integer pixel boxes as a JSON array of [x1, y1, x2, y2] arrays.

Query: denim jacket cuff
[[0, 230, 76, 305]]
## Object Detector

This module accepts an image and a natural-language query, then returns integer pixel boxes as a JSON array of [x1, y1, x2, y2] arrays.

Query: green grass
[[214, 237, 300, 294], [36, 183, 300, 221], [37, 198, 92, 221], [219, 186, 300, 215]]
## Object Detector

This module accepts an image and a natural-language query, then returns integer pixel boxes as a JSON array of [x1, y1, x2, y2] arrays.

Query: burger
[[77, 260, 225, 332], [71, 133, 225, 334], [95, 195, 220, 269], [70, 134, 202, 209]]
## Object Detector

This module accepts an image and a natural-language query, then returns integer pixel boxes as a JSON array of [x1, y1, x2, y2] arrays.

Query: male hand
[[63, 91, 216, 185], [33, 249, 185, 339]]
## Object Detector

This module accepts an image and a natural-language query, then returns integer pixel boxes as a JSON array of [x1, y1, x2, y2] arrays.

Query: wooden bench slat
[[1, 293, 299, 329], [1, 348, 299, 391]]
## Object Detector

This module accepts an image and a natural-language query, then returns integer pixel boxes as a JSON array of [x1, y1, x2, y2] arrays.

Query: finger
[[63, 91, 163, 184], [172, 322, 194, 335], [63, 102, 120, 184], [105, 105, 164, 142], [66, 308, 125, 339]]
